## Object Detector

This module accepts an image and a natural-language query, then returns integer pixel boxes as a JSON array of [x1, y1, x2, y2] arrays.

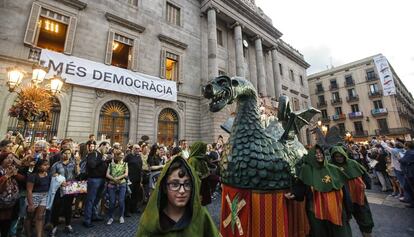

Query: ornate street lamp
[[6, 66, 25, 92], [5, 62, 65, 144], [50, 74, 65, 95], [31, 62, 48, 85]]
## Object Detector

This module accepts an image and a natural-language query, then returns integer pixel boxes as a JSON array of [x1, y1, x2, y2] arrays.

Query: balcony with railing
[[317, 100, 327, 108], [329, 84, 339, 91], [344, 79, 355, 87], [315, 87, 325, 94], [368, 91, 382, 98], [346, 95, 359, 102], [331, 98, 342, 105], [366, 74, 379, 81], [332, 114, 346, 121], [375, 127, 412, 136], [348, 111, 364, 119], [352, 130, 368, 137], [371, 108, 388, 117]]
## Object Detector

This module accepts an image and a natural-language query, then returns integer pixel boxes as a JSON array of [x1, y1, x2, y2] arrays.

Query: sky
[[255, 0, 414, 95]]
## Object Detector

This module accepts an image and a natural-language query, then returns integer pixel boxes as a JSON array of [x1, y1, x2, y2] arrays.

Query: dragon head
[[202, 76, 257, 112]]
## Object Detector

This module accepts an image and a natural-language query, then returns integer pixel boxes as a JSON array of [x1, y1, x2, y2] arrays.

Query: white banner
[[373, 55, 396, 96], [40, 49, 177, 101]]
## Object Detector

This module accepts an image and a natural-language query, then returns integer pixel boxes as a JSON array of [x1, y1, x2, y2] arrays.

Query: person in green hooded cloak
[[330, 145, 374, 237], [136, 155, 220, 237], [187, 141, 212, 206], [285, 145, 353, 237]]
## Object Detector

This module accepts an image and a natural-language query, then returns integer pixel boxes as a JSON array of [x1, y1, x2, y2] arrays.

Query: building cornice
[[307, 54, 381, 80], [201, 0, 282, 40], [105, 12, 145, 33], [277, 40, 310, 69], [55, 0, 87, 10], [158, 34, 188, 50]]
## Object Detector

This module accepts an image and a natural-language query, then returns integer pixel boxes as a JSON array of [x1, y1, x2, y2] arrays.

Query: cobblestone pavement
[[57, 189, 413, 237]]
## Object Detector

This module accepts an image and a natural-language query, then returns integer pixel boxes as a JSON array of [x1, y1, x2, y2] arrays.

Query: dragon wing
[[292, 107, 321, 133]]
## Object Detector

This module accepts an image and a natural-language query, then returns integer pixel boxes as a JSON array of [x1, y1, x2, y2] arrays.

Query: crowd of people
[[1, 130, 414, 237], [338, 137, 414, 208], [0, 132, 224, 237]]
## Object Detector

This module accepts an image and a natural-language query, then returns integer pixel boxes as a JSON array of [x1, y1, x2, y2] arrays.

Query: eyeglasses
[[167, 182, 192, 191]]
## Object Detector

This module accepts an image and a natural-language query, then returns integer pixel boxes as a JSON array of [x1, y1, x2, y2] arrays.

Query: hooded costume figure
[[136, 156, 220, 237], [187, 142, 212, 206], [292, 145, 352, 237], [330, 145, 374, 236]]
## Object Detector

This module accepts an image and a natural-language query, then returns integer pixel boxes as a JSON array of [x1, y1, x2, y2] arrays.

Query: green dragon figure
[[203, 75, 320, 190]]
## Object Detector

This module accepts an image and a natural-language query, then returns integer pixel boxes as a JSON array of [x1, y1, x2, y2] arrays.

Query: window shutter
[[63, 16, 77, 55], [131, 39, 139, 71], [176, 54, 181, 82], [105, 31, 115, 65], [24, 3, 41, 45], [160, 49, 166, 78]]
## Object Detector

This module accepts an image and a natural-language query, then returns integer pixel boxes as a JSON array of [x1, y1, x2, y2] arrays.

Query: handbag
[[368, 159, 378, 169], [61, 180, 87, 196]]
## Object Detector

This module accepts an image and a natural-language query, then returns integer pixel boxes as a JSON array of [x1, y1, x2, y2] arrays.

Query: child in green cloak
[[136, 156, 220, 236], [330, 145, 374, 237], [285, 144, 353, 237]]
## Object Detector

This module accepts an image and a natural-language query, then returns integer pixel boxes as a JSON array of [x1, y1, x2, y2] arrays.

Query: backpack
[[0, 168, 20, 209]]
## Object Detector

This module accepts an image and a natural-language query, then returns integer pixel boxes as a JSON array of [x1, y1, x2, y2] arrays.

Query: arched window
[[98, 100, 130, 146], [7, 97, 61, 141], [157, 108, 179, 146]]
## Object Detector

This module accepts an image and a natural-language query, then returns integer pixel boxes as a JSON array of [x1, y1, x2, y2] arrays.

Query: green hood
[[329, 145, 367, 179], [299, 145, 347, 192], [188, 141, 210, 179], [189, 141, 207, 159], [136, 156, 219, 237]]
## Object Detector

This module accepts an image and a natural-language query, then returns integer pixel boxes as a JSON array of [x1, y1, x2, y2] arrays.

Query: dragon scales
[[203, 76, 319, 237]]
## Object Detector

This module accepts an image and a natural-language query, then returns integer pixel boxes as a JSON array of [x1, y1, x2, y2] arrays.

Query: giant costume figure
[[203, 76, 319, 237]]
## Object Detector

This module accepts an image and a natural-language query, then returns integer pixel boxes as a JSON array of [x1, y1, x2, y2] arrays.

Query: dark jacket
[[124, 153, 142, 183], [400, 149, 414, 178], [86, 151, 107, 178]]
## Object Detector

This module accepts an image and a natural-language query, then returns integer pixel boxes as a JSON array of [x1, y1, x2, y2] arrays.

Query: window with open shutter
[[24, 3, 77, 55], [24, 3, 42, 45], [106, 31, 136, 69], [63, 16, 77, 54], [160, 49, 167, 78], [105, 31, 115, 65], [131, 39, 139, 71]]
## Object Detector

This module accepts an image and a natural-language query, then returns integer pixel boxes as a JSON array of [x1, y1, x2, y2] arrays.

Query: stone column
[[254, 36, 266, 96], [271, 47, 282, 99], [232, 22, 244, 77], [207, 7, 218, 80], [265, 51, 275, 98]]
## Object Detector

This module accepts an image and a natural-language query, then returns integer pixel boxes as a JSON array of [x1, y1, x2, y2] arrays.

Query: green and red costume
[[330, 145, 374, 234], [294, 145, 352, 237]]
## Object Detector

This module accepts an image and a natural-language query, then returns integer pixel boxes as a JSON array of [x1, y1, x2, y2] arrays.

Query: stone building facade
[[0, 0, 310, 145], [308, 55, 414, 142]]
